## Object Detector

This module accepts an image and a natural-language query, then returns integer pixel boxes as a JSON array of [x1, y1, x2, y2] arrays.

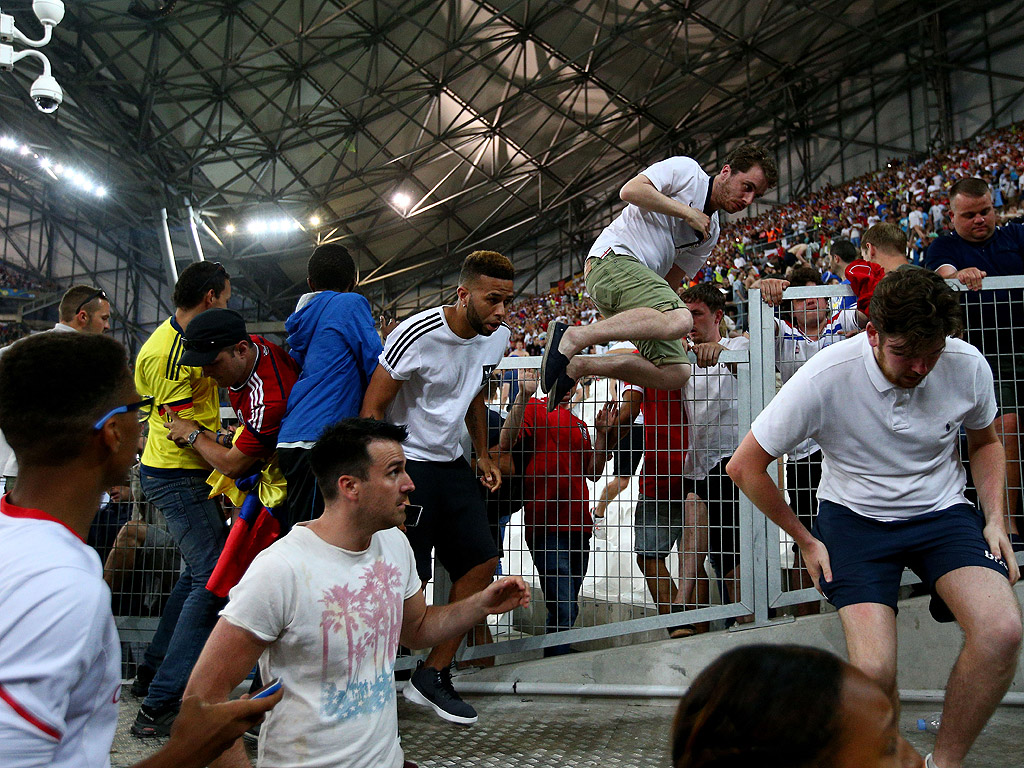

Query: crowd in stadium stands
[[0, 263, 61, 293], [3, 120, 1024, 768]]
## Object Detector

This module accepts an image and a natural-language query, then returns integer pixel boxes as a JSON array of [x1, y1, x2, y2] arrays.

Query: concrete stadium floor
[[111, 687, 1022, 767]]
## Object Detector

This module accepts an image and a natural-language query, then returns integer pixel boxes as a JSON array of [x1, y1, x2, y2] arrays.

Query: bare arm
[[727, 431, 833, 590], [499, 372, 539, 452], [465, 388, 501, 492], [664, 264, 687, 291], [401, 576, 530, 650], [360, 364, 403, 420], [966, 423, 1019, 583], [620, 174, 710, 237]]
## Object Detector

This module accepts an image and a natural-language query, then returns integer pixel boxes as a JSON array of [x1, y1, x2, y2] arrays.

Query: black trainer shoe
[[130, 702, 179, 738], [130, 665, 155, 698], [403, 661, 478, 725]]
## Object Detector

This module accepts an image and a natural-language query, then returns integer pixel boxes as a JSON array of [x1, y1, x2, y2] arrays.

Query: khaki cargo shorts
[[585, 250, 688, 366]]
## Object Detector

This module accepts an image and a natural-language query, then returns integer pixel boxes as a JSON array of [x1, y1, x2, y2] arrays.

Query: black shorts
[[814, 500, 1011, 611], [692, 458, 740, 576], [404, 458, 500, 583], [612, 424, 645, 477], [277, 447, 323, 532]]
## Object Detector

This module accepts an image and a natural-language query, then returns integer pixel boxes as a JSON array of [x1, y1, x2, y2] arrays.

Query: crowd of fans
[[2, 119, 1023, 768], [0, 263, 61, 293]]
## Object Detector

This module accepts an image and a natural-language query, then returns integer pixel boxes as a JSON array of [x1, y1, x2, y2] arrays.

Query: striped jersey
[[379, 306, 510, 462], [135, 316, 221, 473], [228, 336, 300, 459]]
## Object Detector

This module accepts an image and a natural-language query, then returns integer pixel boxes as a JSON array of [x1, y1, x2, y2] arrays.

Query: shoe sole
[[402, 682, 478, 725], [539, 320, 566, 394], [130, 722, 173, 738]]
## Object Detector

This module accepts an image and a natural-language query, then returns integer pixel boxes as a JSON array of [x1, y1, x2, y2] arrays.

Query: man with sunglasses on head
[[540, 146, 777, 411], [131, 260, 233, 738], [0, 331, 280, 768], [0, 284, 111, 493]]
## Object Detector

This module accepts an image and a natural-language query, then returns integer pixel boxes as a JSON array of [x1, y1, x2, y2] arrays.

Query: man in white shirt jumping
[[541, 146, 777, 410]]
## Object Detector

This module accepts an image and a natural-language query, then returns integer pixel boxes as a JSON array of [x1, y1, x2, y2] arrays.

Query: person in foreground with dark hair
[[671, 644, 922, 768], [728, 268, 1022, 768], [0, 332, 280, 768], [131, 259, 233, 736], [361, 250, 516, 725], [277, 243, 383, 529], [185, 418, 530, 768], [541, 145, 777, 410]]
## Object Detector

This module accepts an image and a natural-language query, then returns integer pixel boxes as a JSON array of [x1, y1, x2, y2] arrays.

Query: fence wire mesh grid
[[26, 277, 1018, 671]]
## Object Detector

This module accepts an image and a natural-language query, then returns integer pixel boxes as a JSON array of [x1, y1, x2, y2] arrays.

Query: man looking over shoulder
[[728, 268, 1021, 768], [361, 250, 514, 725], [541, 145, 777, 410], [0, 332, 279, 768]]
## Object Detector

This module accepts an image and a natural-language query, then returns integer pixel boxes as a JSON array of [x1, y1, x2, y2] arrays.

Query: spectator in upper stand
[[827, 239, 860, 312], [926, 177, 1024, 550], [277, 244, 383, 531], [908, 202, 930, 264]]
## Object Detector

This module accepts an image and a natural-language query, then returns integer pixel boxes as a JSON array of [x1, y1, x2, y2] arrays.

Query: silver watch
[[186, 428, 205, 447]]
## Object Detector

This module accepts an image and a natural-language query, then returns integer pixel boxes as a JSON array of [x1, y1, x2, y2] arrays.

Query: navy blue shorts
[[813, 500, 1010, 611]]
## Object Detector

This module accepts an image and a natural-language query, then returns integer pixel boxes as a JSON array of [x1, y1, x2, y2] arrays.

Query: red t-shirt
[[639, 387, 688, 501], [518, 398, 592, 531], [229, 336, 301, 459]]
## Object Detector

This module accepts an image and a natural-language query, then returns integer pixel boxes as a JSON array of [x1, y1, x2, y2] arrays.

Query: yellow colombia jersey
[[136, 316, 221, 472]]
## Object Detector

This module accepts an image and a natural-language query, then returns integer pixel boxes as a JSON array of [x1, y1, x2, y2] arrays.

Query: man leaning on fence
[[728, 267, 1022, 768]]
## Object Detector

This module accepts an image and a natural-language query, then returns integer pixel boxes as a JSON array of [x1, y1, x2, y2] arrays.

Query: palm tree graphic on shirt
[[318, 559, 405, 720]]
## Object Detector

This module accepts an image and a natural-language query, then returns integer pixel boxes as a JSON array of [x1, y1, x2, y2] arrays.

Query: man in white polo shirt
[[361, 250, 514, 726], [540, 146, 777, 410], [728, 268, 1022, 768]]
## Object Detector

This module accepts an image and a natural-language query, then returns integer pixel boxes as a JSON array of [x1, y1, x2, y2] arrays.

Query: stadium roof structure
[[1, 0, 1023, 330]]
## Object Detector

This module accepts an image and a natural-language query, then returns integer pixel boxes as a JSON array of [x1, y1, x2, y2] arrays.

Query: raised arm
[[401, 576, 530, 650]]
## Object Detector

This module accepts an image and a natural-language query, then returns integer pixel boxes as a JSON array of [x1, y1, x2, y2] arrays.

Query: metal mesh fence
[[106, 277, 1024, 668]]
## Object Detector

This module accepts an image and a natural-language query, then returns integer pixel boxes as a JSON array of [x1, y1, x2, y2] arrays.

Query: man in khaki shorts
[[541, 145, 777, 411]]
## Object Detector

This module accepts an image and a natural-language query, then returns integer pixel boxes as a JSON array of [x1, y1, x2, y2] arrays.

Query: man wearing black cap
[[167, 308, 299, 484]]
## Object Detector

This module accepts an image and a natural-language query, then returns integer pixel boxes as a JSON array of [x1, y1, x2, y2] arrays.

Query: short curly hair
[[459, 250, 514, 287], [724, 144, 778, 190], [869, 267, 962, 354]]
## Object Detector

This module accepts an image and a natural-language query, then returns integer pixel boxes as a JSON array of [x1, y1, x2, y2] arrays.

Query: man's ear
[[455, 285, 470, 307], [97, 417, 124, 457], [336, 474, 359, 502]]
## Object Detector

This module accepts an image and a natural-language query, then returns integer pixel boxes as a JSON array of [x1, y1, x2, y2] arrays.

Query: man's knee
[[636, 554, 664, 575], [966, 612, 1023, 659]]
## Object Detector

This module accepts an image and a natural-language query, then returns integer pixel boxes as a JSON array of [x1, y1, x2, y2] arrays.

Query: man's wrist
[[185, 427, 208, 447]]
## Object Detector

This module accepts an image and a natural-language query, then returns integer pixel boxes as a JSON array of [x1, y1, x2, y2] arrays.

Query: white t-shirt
[[0, 498, 121, 768], [752, 334, 996, 521], [684, 335, 750, 479], [588, 156, 720, 280], [221, 525, 421, 768], [908, 210, 926, 230], [775, 309, 861, 460], [380, 307, 510, 462]]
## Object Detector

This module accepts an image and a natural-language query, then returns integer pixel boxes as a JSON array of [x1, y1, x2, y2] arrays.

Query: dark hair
[[671, 645, 844, 768], [172, 261, 230, 310], [829, 239, 859, 267], [309, 418, 409, 500], [788, 266, 823, 289], [308, 243, 357, 292], [724, 145, 778, 189], [0, 333, 131, 466], [948, 177, 990, 205], [869, 267, 962, 353], [459, 250, 515, 287], [861, 223, 907, 257], [681, 283, 726, 314], [58, 284, 107, 322]]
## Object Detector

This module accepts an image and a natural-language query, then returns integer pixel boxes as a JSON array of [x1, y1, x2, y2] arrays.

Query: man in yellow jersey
[[130, 261, 232, 737]]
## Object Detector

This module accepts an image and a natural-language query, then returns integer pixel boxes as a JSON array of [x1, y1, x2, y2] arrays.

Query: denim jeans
[[527, 529, 591, 657], [140, 472, 227, 708]]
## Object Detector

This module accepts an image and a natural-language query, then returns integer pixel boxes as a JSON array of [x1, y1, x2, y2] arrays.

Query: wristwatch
[[186, 427, 206, 447]]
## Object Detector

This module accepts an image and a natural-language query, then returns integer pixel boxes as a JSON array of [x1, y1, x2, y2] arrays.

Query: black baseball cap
[[179, 308, 249, 366]]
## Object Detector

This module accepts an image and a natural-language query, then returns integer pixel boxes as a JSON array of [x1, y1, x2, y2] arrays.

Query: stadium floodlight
[[392, 192, 411, 213]]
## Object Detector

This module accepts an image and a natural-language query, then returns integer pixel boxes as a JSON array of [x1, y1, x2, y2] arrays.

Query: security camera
[[33, 0, 65, 28], [30, 72, 61, 113]]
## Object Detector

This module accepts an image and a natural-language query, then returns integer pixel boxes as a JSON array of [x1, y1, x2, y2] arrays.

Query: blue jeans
[[140, 472, 227, 708], [527, 530, 591, 657]]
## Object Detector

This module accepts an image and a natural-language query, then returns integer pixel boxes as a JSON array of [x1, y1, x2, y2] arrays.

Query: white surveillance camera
[[33, 0, 65, 27], [30, 72, 61, 113]]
